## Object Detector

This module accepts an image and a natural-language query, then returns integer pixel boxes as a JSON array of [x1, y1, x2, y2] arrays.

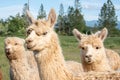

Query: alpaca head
[[26, 9, 56, 51], [4, 37, 25, 60], [73, 28, 108, 64]]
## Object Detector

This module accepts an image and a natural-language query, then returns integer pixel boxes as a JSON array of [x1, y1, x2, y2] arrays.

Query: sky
[[0, 0, 120, 21]]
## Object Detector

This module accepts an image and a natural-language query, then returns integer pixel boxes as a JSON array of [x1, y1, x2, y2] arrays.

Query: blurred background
[[0, 0, 120, 80]]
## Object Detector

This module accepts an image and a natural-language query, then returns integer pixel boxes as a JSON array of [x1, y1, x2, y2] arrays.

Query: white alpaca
[[26, 8, 120, 80], [106, 49, 120, 70], [4, 37, 40, 80], [95, 30, 120, 70], [26, 9, 78, 80], [73, 28, 112, 72], [66, 61, 83, 75]]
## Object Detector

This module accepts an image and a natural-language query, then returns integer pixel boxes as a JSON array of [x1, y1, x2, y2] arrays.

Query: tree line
[[0, 0, 120, 37]]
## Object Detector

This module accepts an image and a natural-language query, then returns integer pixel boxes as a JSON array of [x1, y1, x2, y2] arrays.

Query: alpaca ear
[[48, 8, 56, 28], [26, 10, 35, 24], [97, 28, 108, 41], [72, 29, 83, 41]]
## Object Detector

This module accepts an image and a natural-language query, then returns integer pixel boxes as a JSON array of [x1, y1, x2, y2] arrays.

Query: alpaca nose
[[85, 55, 92, 58], [5, 48, 10, 53], [26, 38, 33, 43]]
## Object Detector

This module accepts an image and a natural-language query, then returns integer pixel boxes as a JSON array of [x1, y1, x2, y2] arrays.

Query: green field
[[0, 36, 120, 80]]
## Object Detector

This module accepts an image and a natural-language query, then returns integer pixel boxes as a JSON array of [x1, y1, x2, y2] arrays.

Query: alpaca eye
[[43, 32, 47, 35], [15, 43, 18, 45], [27, 29, 33, 35], [96, 47, 100, 49], [81, 47, 85, 50]]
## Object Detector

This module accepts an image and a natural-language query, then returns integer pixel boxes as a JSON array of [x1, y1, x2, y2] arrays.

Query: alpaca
[[4, 37, 40, 80], [26, 8, 84, 80], [26, 8, 120, 80], [106, 49, 120, 70], [73, 28, 112, 72], [66, 61, 83, 75], [95, 30, 120, 70]]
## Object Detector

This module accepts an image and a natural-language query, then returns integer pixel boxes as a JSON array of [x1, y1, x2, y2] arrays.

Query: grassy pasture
[[0, 36, 120, 80]]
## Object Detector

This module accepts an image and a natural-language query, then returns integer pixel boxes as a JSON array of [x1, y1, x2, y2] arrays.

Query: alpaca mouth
[[87, 60, 92, 63], [5, 49, 11, 55], [27, 44, 36, 50], [85, 58, 93, 64], [6, 52, 11, 55]]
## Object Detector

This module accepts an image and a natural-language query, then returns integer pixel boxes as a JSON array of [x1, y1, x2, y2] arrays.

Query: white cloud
[[0, 5, 23, 19], [62, 0, 73, 6], [115, 5, 120, 10], [83, 15, 98, 21], [81, 2, 102, 10]]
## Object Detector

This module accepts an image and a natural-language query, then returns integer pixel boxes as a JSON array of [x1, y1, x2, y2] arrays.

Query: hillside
[[86, 20, 120, 29]]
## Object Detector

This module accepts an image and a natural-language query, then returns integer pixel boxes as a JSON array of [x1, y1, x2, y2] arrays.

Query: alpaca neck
[[10, 50, 28, 67], [34, 34, 74, 80], [82, 57, 111, 72], [10, 51, 30, 80]]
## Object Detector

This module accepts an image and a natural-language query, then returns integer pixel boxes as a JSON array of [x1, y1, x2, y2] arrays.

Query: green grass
[[0, 37, 10, 80], [0, 36, 120, 80]]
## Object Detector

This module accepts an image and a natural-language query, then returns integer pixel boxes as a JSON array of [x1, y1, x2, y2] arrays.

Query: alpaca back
[[66, 61, 83, 75], [26, 51, 40, 80], [106, 49, 120, 70]]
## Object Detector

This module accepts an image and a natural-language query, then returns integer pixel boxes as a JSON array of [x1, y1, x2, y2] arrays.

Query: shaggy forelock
[[5, 37, 24, 45], [80, 34, 103, 48], [27, 19, 51, 36]]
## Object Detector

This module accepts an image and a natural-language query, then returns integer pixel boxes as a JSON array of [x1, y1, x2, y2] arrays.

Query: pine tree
[[57, 0, 86, 35], [22, 3, 29, 16], [67, 6, 75, 35], [98, 0, 118, 36], [22, 3, 29, 27], [37, 4, 46, 19], [58, 3, 65, 34], [74, 0, 86, 33], [74, 0, 81, 12]]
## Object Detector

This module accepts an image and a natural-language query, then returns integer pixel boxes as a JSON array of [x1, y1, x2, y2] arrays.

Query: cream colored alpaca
[[73, 28, 112, 72], [95, 30, 120, 70], [26, 9, 84, 80], [66, 61, 83, 75], [25, 8, 120, 80], [106, 49, 120, 70], [4, 37, 40, 80]]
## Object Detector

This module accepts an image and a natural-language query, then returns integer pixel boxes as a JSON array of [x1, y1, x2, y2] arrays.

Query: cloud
[[115, 5, 120, 10], [81, 2, 102, 10], [61, 0, 74, 6], [83, 15, 98, 21], [0, 5, 23, 19]]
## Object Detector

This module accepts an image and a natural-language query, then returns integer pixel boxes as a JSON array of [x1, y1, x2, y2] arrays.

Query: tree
[[0, 19, 6, 35], [74, 9, 86, 33], [74, 0, 82, 12], [22, 3, 29, 28], [37, 4, 46, 19], [57, 0, 86, 35], [67, 6, 75, 35], [22, 3, 29, 16], [98, 0, 118, 36], [58, 3, 65, 34], [74, 0, 86, 33], [7, 13, 26, 36]]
